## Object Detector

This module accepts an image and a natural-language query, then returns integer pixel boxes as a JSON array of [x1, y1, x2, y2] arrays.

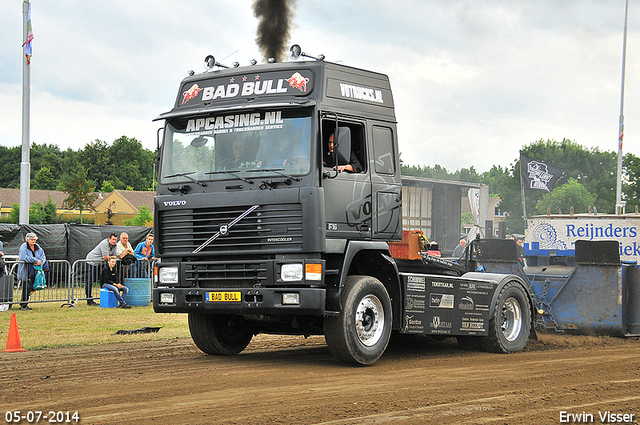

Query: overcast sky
[[1, 0, 639, 174]]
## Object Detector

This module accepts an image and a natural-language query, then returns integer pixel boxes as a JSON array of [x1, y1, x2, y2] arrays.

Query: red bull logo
[[182, 83, 203, 105], [286, 72, 309, 93]]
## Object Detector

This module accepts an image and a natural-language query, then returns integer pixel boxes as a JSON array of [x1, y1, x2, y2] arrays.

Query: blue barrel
[[124, 278, 151, 306]]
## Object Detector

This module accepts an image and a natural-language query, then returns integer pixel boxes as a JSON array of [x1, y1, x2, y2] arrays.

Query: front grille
[[185, 260, 272, 288], [159, 203, 303, 256]]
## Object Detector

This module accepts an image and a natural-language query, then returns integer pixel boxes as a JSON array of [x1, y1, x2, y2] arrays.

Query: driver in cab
[[323, 132, 362, 173]]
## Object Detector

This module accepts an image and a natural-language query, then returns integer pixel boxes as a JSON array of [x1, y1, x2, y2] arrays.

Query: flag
[[24, 3, 33, 64], [520, 153, 563, 193]]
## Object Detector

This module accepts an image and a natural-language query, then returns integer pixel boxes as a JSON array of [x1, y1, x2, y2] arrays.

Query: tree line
[[1, 136, 638, 233], [0, 136, 156, 192], [401, 138, 640, 233]]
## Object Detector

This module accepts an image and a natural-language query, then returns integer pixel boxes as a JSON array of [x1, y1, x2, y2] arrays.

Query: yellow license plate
[[206, 291, 242, 302]]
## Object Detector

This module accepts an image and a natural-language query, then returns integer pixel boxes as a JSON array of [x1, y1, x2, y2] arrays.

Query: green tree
[[79, 139, 112, 190], [461, 212, 472, 232], [29, 202, 45, 224], [31, 143, 64, 179], [43, 197, 58, 224], [61, 166, 97, 224], [32, 166, 57, 190], [623, 152, 640, 212], [498, 139, 615, 233], [9, 203, 20, 224], [109, 136, 155, 190], [0, 146, 21, 188], [58, 147, 82, 179], [100, 180, 115, 192], [124, 205, 153, 226], [535, 178, 596, 215], [482, 165, 510, 195]]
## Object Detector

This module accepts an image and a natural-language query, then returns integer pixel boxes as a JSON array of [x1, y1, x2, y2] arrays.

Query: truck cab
[[153, 48, 533, 365]]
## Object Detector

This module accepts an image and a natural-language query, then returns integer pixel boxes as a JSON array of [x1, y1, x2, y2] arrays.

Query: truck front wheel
[[188, 313, 254, 355], [324, 276, 392, 366], [480, 281, 531, 353]]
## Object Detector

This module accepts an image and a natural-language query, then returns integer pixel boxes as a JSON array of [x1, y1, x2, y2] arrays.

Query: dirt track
[[1, 333, 639, 425]]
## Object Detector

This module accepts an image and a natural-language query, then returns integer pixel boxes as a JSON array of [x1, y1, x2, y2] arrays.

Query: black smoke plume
[[253, 0, 296, 63]]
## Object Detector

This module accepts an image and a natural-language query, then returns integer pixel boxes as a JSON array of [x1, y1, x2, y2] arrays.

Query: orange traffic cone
[[3, 313, 28, 352]]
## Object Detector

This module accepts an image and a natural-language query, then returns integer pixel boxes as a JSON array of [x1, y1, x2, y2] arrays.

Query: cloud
[[1, 0, 639, 174]]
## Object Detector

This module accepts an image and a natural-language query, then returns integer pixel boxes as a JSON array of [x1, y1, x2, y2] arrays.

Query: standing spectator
[[85, 233, 118, 306], [452, 239, 466, 259], [116, 232, 137, 278], [0, 237, 6, 277], [133, 234, 156, 278], [100, 256, 131, 309], [515, 238, 526, 266], [18, 232, 47, 311], [516, 238, 525, 258]]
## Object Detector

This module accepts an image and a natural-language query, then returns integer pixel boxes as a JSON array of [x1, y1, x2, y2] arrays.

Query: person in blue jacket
[[18, 232, 47, 311], [0, 238, 6, 277], [133, 234, 156, 278]]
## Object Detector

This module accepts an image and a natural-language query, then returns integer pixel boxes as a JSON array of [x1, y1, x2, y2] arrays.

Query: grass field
[[0, 300, 190, 350]]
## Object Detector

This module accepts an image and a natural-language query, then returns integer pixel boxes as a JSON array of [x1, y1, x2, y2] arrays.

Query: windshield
[[160, 108, 312, 184]]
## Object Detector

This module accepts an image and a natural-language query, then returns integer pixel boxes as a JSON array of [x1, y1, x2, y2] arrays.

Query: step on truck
[[152, 45, 536, 365]]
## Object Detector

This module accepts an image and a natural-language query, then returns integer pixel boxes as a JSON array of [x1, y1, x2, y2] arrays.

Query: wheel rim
[[219, 316, 247, 341], [355, 294, 385, 347], [501, 297, 523, 342]]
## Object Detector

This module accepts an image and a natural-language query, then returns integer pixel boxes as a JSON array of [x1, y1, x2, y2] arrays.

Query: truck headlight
[[160, 293, 175, 304], [159, 267, 179, 284], [281, 263, 303, 281], [282, 293, 300, 305]]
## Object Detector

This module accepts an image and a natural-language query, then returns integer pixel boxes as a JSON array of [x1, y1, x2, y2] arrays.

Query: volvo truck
[[152, 46, 535, 365]]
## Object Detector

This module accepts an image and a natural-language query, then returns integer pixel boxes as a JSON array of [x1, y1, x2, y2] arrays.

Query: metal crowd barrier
[[0, 260, 72, 309], [70, 259, 155, 305], [0, 258, 155, 309]]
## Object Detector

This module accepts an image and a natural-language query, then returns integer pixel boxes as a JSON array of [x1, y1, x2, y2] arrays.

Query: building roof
[[115, 190, 155, 212], [0, 188, 154, 212], [0, 188, 102, 209]]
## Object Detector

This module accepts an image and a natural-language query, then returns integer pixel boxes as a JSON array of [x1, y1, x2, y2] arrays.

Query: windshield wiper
[[205, 170, 254, 184], [247, 168, 302, 182], [164, 171, 206, 187]]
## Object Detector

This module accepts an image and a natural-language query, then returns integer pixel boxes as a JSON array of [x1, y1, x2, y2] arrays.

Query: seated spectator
[[85, 233, 118, 306], [100, 256, 131, 309]]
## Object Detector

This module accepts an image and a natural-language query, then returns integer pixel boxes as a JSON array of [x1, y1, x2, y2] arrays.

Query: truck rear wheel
[[480, 281, 531, 353], [324, 276, 392, 366], [188, 313, 253, 355]]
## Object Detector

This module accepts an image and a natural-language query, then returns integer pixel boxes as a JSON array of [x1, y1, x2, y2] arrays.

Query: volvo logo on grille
[[163, 200, 186, 207], [192, 204, 260, 254]]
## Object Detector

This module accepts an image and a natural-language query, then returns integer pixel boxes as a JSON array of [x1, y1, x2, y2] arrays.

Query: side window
[[372, 126, 395, 175], [322, 119, 366, 173]]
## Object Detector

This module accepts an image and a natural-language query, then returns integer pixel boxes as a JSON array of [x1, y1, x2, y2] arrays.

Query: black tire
[[479, 281, 531, 353], [324, 276, 392, 366], [188, 313, 254, 355]]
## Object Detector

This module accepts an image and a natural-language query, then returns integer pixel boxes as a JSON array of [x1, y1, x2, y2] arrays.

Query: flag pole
[[616, 0, 629, 215], [19, 0, 32, 224]]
